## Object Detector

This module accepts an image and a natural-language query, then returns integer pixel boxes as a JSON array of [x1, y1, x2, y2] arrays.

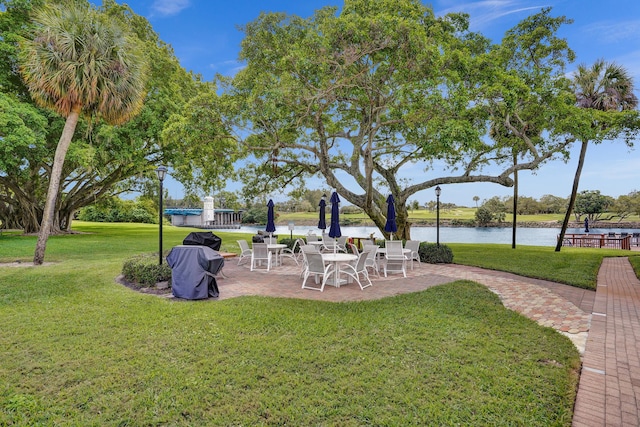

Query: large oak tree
[[200, 1, 581, 239]]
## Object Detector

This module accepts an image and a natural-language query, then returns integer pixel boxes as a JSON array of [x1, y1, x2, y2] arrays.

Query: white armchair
[[250, 243, 272, 271], [237, 240, 252, 265]]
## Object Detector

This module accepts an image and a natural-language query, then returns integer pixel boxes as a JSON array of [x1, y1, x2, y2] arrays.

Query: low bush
[[418, 242, 454, 264], [450, 218, 476, 227], [122, 253, 172, 287], [475, 206, 494, 226], [77, 197, 157, 224], [278, 237, 298, 250]]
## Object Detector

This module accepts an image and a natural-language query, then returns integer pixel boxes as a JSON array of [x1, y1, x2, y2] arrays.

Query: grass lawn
[[0, 221, 602, 425], [448, 243, 640, 290]]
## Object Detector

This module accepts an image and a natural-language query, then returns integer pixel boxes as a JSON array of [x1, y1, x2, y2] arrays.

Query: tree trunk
[[555, 140, 588, 252], [394, 204, 411, 241], [512, 151, 518, 249], [33, 108, 80, 264]]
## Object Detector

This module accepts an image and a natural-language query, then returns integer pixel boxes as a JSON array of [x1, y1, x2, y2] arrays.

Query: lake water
[[238, 225, 636, 247]]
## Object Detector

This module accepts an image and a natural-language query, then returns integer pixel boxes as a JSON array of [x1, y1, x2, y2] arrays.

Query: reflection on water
[[238, 225, 636, 247]]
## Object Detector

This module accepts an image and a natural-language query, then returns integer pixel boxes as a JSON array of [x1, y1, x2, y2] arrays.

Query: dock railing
[[560, 233, 632, 250]]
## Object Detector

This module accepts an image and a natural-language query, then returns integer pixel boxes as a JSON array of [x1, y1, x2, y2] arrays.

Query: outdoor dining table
[[322, 252, 357, 287], [267, 243, 288, 266]]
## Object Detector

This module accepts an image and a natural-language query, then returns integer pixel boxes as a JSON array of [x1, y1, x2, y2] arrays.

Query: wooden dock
[[560, 233, 639, 250]]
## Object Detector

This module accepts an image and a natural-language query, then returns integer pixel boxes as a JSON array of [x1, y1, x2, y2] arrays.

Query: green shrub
[[340, 218, 360, 225], [278, 237, 298, 250], [122, 254, 172, 287], [418, 242, 454, 264], [450, 218, 476, 227], [241, 207, 268, 224], [78, 197, 157, 224], [340, 205, 363, 214], [475, 206, 494, 226]]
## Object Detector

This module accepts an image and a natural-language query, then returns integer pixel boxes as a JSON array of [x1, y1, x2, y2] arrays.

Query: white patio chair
[[299, 244, 320, 277], [339, 251, 372, 290], [280, 238, 302, 266], [404, 240, 421, 270], [250, 243, 272, 271], [362, 240, 376, 252], [264, 236, 277, 245], [321, 235, 338, 252], [347, 242, 359, 255], [336, 236, 349, 252], [301, 252, 333, 292], [363, 245, 380, 278], [384, 240, 406, 277], [237, 240, 252, 265]]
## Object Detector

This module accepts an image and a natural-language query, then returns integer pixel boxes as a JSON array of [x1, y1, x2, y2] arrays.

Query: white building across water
[[164, 196, 242, 229]]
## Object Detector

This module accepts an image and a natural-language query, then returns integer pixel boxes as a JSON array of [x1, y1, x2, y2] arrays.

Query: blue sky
[[109, 0, 640, 206]]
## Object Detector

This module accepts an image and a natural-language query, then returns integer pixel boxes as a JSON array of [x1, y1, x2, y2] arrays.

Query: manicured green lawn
[[448, 243, 640, 290], [0, 222, 598, 425]]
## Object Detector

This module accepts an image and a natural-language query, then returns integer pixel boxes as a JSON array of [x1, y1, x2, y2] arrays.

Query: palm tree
[[555, 60, 638, 251], [19, 3, 148, 264], [473, 196, 480, 208]]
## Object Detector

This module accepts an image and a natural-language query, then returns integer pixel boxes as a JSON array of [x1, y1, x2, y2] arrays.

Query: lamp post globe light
[[156, 166, 168, 265], [435, 185, 441, 247]]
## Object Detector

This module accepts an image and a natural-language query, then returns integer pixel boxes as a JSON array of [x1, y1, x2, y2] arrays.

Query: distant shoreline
[[276, 219, 640, 229]]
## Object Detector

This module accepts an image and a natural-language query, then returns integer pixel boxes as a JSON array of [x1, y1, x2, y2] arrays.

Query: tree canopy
[[185, 1, 584, 239], [555, 59, 640, 251], [0, 0, 204, 235], [18, 0, 149, 263]]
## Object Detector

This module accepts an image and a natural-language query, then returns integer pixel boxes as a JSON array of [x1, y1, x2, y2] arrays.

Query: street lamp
[[435, 185, 441, 247], [156, 165, 167, 265]]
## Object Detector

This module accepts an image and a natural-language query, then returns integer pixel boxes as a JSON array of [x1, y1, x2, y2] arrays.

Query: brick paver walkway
[[166, 254, 640, 424], [572, 257, 640, 427]]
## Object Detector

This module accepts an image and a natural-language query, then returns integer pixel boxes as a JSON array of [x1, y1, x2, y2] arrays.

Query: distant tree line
[[69, 188, 640, 227], [473, 190, 640, 225]]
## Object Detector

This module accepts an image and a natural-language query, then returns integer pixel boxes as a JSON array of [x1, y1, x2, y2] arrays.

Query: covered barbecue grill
[[166, 245, 224, 299], [182, 231, 222, 251]]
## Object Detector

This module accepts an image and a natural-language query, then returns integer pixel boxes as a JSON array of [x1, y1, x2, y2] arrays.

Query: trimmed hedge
[[418, 242, 454, 264], [122, 254, 172, 287], [277, 237, 299, 251]]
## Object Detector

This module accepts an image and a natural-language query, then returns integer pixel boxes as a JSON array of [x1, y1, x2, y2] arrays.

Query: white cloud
[[435, 1, 549, 31], [151, 0, 191, 17], [583, 19, 640, 44]]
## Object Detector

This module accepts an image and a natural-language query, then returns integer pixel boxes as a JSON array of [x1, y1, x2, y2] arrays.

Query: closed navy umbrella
[[318, 197, 327, 233], [266, 199, 276, 237], [328, 192, 341, 252], [384, 194, 398, 240]]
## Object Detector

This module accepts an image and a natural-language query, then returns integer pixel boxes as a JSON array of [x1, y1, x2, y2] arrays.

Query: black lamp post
[[435, 185, 441, 247], [156, 165, 167, 265]]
